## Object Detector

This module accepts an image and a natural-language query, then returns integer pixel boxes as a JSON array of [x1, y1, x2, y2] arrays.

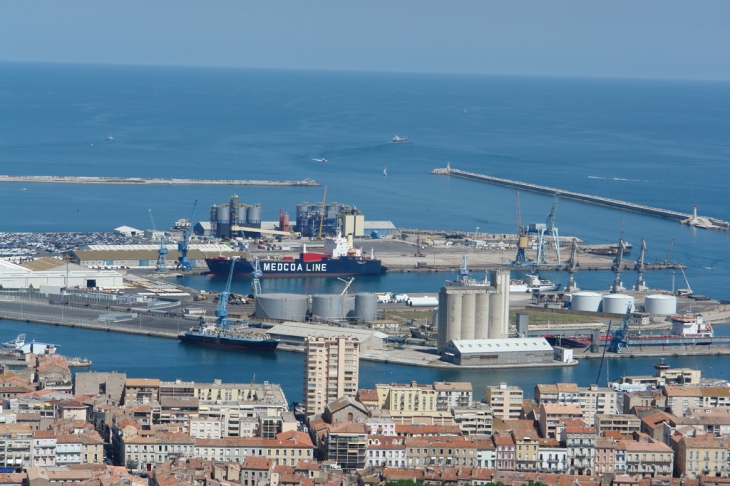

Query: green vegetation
[[510, 309, 599, 325], [384, 309, 433, 324]]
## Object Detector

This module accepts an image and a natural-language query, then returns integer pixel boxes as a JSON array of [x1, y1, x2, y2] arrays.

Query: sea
[[1, 62, 729, 401]]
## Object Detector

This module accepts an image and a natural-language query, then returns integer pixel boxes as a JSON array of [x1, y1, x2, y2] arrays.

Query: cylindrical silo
[[311, 294, 344, 319], [644, 294, 677, 316], [247, 204, 262, 225], [217, 205, 231, 224], [500, 271, 510, 338], [354, 293, 378, 320], [602, 294, 635, 314], [474, 291, 490, 339], [237, 205, 249, 225], [488, 292, 505, 339], [343, 295, 356, 318], [446, 291, 462, 343], [254, 294, 309, 322], [460, 292, 476, 340], [571, 292, 604, 312]]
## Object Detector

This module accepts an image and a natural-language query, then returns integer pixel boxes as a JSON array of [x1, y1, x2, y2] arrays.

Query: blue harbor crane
[[536, 194, 561, 266], [177, 200, 198, 271], [215, 256, 238, 331], [609, 305, 632, 354], [250, 256, 262, 297], [156, 235, 168, 272]]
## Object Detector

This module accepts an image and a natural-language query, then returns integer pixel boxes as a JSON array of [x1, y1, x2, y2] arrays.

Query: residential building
[[594, 437, 616, 475], [594, 414, 641, 436], [451, 403, 493, 436], [373, 382, 437, 414], [510, 423, 540, 471], [123, 378, 161, 405], [433, 382, 473, 411], [493, 433, 515, 471], [325, 423, 367, 470], [240, 456, 275, 486], [0, 423, 33, 469], [303, 336, 359, 416], [538, 403, 583, 439], [485, 383, 523, 421], [404, 436, 478, 468], [535, 383, 617, 424], [617, 437, 673, 478], [189, 417, 223, 439], [31, 430, 56, 467], [193, 430, 314, 467], [674, 435, 729, 479], [561, 426, 595, 476], [365, 435, 406, 468], [537, 440, 567, 473]]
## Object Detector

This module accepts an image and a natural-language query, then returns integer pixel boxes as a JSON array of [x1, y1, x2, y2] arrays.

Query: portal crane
[[634, 238, 648, 292], [177, 200, 198, 271], [156, 235, 168, 272], [608, 305, 632, 354], [536, 194, 561, 266], [512, 191, 530, 267], [215, 256, 238, 331], [610, 237, 627, 293], [250, 256, 262, 297], [565, 238, 580, 292]]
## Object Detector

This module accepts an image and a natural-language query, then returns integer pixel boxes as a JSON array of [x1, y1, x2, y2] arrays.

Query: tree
[[126, 459, 138, 472], [385, 481, 419, 486]]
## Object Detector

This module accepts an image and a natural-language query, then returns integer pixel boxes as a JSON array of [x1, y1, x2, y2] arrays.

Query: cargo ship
[[178, 321, 279, 351], [205, 234, 386, 277]]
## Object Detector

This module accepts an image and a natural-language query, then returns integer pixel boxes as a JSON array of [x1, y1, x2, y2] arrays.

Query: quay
[[432, 166, 730, 230], [0, 175, 320, 187]]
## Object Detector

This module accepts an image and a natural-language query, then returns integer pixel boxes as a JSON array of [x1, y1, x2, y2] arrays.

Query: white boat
[[392, 135, 409, 143], [523, 272, 561, 292], [509, 280, 529, 292], [444, 254, 490, 287], [105, 135, 115, 142], [2, 334, 25, 348], [383, 166, 387, 176]]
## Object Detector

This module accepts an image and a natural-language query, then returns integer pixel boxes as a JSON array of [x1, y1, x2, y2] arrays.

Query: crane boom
[[318, 186, 328, 239], [148, 209, 157, 231], [664, 238, 674, 265], [635, 238, 648, 291], [215, 256, 238, 331], [177, 200, 198, 271], [515, 191, 522, 231]]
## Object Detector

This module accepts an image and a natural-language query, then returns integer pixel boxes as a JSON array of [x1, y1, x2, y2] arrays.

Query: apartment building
[[485, 383, 523, 421], [303, 336, 359, 416]]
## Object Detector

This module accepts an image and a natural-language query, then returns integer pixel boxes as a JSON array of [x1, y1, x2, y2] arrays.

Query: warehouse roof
[[363, 221, 396, 230], [268, 322, 388, 341], [71, 249, 249, 262], [444, 338, 552, 355], [84, 244, 237, 251]]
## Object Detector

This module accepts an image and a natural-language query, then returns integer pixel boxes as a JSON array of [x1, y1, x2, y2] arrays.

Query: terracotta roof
[[241, 456, 274, 470]]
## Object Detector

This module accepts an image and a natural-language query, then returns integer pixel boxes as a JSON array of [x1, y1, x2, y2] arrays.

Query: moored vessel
[[179, 321, 279, 351], [392, 135, 409, 143]]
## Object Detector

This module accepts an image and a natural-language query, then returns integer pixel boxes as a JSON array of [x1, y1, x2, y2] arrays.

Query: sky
[[1, 1, 729, 80]]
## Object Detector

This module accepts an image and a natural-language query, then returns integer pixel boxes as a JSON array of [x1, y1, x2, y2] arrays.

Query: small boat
[[2, 334, 25, 349], [20, 188, 28, 191], [383, 166, 387, 176], [66, 357, 93, 367], [105, 135, 115, 142], [392, 135, 409, 143], [311, 158, 327, 162]]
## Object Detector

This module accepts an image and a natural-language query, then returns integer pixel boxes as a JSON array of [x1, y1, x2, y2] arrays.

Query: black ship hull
[[178, 331, 279, 351]]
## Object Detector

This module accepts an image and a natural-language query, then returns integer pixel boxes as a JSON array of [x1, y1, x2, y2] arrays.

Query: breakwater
[[432, 167, 730, 230], [0, 175, 320, 187]]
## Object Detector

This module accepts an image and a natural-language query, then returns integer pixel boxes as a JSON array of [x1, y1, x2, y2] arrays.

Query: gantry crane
[[536, 194, 561, 266], [610, 237, 627, 293], [148, 209, 168, 272], [634, 238, 648, 292], [215, 256, 238, 331], [608, 305, 632, 354], [250, 256, 262, 297], [512, 191, 530, 267], [177, 200, 198, 271], [565, 238, 580, 292]]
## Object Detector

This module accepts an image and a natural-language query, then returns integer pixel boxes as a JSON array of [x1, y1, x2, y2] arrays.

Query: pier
[[0, 175, 320, 187], [432, 166, 730, 230]]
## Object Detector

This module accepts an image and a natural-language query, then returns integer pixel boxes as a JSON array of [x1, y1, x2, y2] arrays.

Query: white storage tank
[[602, 294, 635, 314], [312, 294, 344, 319], [254, 294, 309, 322], [644, 294, 677, 316], [571, 292, 603, 312]]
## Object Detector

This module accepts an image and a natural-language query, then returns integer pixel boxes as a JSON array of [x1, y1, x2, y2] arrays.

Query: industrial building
[[436, 269, 510, 353], [295, 202, 365, 237], [209, 195, 264, 239], [0, 258, 123, 290], [441, 337, 554, 366], [68, 244, 244, 269], [303, 336, 359, 416], [267, 322, 386, 351]]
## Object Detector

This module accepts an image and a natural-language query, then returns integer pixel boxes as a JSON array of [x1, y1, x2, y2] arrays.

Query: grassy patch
[[383, 309, 434, 324], [510, 309, 598, 325]]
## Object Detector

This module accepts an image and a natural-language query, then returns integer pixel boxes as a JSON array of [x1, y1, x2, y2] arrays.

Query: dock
[[0, 175, 320, 187], [432, 166, 730, 230]]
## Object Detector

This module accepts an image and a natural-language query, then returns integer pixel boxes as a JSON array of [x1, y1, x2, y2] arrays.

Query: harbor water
[[1, 62, 729, 388]]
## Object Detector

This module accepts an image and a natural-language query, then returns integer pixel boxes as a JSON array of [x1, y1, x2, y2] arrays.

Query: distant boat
[[20, 188, 28, 191], [392, 135, 409, 143], [311, 158, 327, 162], [3, 334, 25, 348], [383, 166, 387, 176], [105, 135, 115, 142]]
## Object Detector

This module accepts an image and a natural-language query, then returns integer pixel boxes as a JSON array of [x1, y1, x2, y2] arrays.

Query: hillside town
[[0, 338, 730, 486]]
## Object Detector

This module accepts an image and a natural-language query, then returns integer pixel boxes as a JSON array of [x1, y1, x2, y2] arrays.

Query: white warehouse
[[0, 258, 124, 290]]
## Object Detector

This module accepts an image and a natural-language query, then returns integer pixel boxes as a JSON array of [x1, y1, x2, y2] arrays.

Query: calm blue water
[[1, 62, 729, 390]]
